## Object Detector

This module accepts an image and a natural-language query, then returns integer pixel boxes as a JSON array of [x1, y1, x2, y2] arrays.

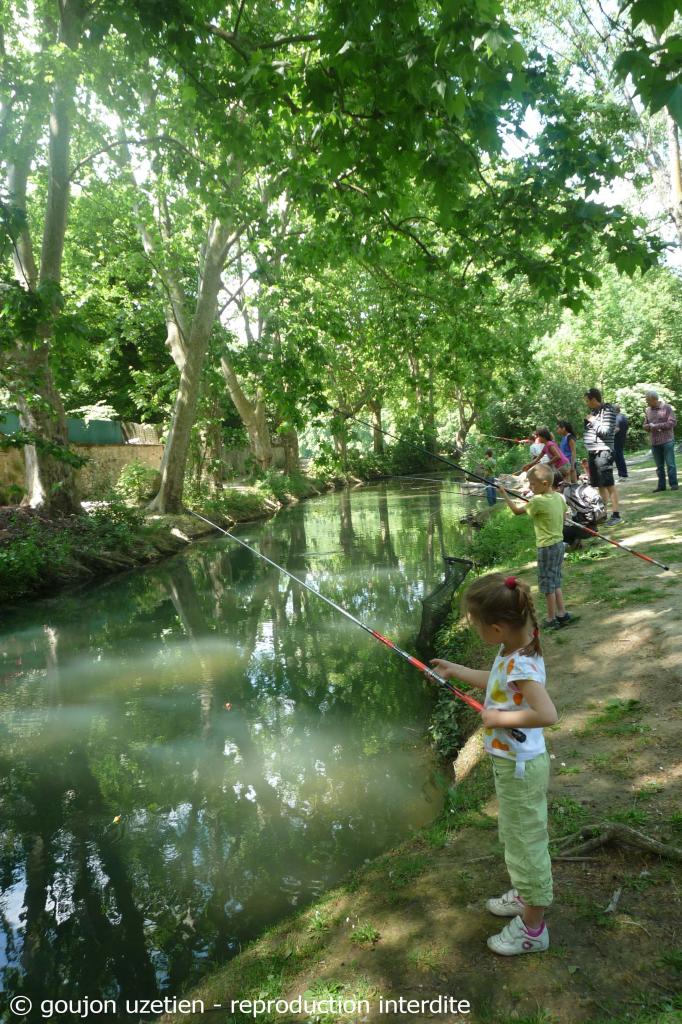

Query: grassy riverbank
[[162, 453, 682, 1024], [0, 470, 341, 604]]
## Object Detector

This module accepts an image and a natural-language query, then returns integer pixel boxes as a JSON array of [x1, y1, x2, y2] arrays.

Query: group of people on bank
[[577, 387, 678, 515], [510, 387, 678, 524], [476, 387, 678, 632], [430, 388, 677, 958]]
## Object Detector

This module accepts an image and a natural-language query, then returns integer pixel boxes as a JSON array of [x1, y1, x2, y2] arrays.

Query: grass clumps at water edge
[[468, 504, 536, 568], [256, 470, 327, 503], [427, 618, 489, 759], [186, 472, 333, 524], [418, 752, 496, 850], [190, 486, 274, 522]]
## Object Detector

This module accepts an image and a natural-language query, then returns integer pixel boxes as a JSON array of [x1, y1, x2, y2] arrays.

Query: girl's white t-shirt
[[483, 646, 547, 762]]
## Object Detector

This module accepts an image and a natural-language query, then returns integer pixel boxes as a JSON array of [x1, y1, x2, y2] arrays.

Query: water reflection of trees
[[0, 483, 471, 1015]]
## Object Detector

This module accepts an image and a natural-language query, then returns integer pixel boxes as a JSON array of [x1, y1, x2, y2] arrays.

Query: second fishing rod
[[339, 412, 669, 572]]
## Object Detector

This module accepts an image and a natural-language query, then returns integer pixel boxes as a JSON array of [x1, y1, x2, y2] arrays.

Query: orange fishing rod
[[188, 509, 527, 743], [488, 485, 670, 572], [481, 432, 532, 445]]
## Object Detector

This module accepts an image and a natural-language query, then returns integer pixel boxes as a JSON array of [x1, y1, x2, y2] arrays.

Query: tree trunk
[[667, 114, 682, 237], [424, 362, 436, 452], [280, 427, 300, 473], [206, 397, 227, 488], [9, 19, 81, 514], [333, 429, 348, 472], [148, 219, 233, 512], [114, 127, 191, 371], [16, 350, 79, 513], [29, 10, 80, 512], [455, 389, 477, 451], [369, 400, 384, 454], [219, 355, 274, 470]]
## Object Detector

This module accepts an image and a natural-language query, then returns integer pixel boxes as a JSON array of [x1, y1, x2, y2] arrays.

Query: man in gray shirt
[[584, 388, 621, 526]]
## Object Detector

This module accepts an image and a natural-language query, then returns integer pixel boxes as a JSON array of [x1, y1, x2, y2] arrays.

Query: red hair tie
[[504, 576, 517, 589], [533, 626, 539, 638]]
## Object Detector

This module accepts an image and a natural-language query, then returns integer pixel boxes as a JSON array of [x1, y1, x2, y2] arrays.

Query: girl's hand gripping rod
[[376, 632, 527, 744], [189, 509, 526, 743]]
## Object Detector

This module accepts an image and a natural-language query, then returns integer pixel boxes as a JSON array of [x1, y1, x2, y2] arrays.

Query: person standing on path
[[499, 464, 572, 629], [644, 390, 678, 492], [430, 574, 557, 956], [556, 420, 578, 482], [483, 449, 498, 507], [613, 404, 629, 480], [583, 388, 621, 527]]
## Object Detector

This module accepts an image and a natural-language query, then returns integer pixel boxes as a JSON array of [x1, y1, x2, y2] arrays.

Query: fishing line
[[188, 509, 527, 743], [341, 413, 669, 571]]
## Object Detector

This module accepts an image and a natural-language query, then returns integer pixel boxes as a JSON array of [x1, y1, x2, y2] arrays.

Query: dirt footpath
[[165, 456, 682, 1024]]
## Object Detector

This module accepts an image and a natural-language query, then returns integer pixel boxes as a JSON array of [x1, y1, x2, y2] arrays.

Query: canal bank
[[0, 471, 347, 604], [161, 455, 682, 1024]]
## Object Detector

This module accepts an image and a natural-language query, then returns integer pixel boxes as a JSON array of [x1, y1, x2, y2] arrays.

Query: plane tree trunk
[[148, 219, 234, 513], [369, 400, 384, 454], [7, 3, 84, 514], [219, 355, 274, 471]]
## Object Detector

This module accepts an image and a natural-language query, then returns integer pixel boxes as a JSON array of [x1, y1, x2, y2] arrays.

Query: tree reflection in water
[[0, 481, 474, 1016]]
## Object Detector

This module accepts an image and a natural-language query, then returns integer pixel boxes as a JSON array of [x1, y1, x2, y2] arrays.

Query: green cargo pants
[[491, 751, 553, 907]]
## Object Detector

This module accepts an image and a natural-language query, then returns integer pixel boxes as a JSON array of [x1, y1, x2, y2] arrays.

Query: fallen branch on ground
[[552, 855, 601, 862], [552, 823, 682, 861]]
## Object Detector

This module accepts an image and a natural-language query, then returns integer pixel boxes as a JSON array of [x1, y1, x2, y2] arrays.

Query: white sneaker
[[487, 915, 549, 956], [486, 888, 524, 917]]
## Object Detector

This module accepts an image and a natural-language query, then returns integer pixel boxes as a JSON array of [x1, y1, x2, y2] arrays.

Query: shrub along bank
[[0, 470, 340, 605], [1, 435, 472, 606], [0, 503, 188, 603]]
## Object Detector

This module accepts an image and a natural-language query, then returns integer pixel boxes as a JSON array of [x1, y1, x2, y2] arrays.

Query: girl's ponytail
[[518, 587, 542, 657], [464, 573, 542, 656]]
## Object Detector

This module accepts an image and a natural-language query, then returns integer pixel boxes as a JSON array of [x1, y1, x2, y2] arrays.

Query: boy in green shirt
[[499, 464, 572, 629]]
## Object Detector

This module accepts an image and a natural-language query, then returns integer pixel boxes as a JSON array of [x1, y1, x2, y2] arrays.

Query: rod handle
[[427, 667, 526, 741]]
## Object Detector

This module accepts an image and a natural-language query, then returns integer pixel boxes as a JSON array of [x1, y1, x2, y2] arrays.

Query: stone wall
[[0, 448, 24, 491], [0, 441, 290, 502], [75, 445, 164, 498], [0, 445, 164, 501]]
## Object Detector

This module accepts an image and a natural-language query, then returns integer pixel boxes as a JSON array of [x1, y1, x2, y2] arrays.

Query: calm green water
[[0, 480, 477, 1017]]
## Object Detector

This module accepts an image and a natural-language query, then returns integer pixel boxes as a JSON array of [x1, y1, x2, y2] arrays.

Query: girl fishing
[[522, 426, 570, 478], [431, 573, 557, 956], [556, 419, 578, 482]]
